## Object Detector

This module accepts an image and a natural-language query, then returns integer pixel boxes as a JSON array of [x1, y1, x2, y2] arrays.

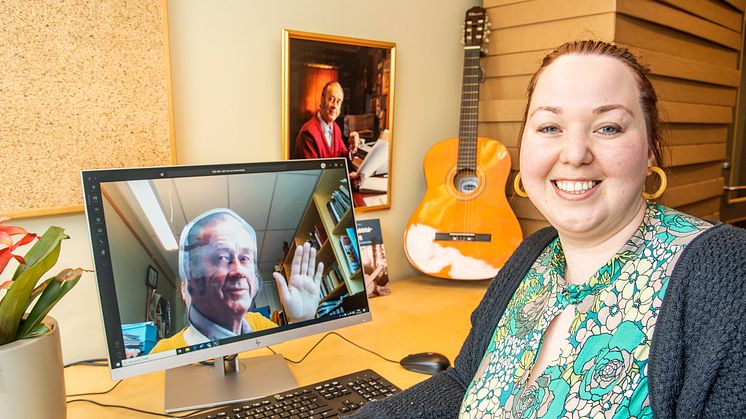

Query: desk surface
[[65, 276, 489, 418]]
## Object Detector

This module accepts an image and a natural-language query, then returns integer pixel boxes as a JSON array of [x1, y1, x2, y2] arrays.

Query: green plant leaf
[[0, 240, 61, 345], [17, 268, 84, 339], [22, 322, 50, 339], [12, 226, 67, 280]]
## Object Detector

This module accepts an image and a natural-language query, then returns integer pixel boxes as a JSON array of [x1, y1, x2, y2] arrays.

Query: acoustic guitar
[[404, 6, 522, 280]]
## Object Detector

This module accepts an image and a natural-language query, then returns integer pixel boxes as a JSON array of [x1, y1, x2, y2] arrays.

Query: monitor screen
[[82, 159, 370, 393]]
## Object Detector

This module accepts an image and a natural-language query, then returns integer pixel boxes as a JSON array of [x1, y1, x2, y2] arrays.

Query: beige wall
[[9, 0, 479, 363]]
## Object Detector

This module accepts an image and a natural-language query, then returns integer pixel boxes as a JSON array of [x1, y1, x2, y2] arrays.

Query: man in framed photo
[[293, 81, 360, 160]]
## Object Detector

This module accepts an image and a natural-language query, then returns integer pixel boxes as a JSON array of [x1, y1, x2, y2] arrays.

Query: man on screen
[[150, 208, 323, 353], [293, 81, 360, 160]]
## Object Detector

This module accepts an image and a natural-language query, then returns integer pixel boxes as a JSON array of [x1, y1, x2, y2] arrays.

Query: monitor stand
[[164, 353, 297, 413]]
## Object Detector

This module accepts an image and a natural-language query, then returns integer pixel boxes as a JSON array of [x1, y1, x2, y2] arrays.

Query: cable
[[64, 358, 108, 368], [65, 399, 205, 418], [266, 331, 400, 364], [66, 380, 122, 398], [63, 358, 210, 416], [64, 372, 212, 417]]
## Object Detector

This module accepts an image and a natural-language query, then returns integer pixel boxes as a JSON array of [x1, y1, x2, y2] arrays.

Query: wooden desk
[[66, 276, 489, 418]]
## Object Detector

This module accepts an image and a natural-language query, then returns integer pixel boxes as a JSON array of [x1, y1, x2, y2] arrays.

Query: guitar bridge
[[435, 232, 492, 242]]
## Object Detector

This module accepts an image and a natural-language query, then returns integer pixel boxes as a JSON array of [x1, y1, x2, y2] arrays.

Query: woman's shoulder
[[671, 223, 746, 304], [680, 222, 746, 262], [653, 223, 746, 416], [653, 204, 746, 262]]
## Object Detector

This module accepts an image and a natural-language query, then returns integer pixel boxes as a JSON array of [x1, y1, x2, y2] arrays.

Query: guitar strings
[[460, 47, 467, 233], [467, 46, 473, 234], [462, 46, 480, 234]]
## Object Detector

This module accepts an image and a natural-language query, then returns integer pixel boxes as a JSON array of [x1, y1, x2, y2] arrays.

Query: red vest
[[293, 116, 348, 159]]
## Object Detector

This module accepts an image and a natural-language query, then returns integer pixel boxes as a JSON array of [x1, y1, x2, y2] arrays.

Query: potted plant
[[0, 216, 87, 419]]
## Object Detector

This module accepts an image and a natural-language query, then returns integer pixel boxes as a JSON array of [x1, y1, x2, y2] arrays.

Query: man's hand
[[349, 131, 361, 156], [273, 242, 324, 323]]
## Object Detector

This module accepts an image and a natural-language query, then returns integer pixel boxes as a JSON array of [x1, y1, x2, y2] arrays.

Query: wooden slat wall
[[615, 0, 742, 221], [480, 0, 743, 234]]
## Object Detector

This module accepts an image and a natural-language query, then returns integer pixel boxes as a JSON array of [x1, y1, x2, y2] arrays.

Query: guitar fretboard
[[458, 46, 481, 172]]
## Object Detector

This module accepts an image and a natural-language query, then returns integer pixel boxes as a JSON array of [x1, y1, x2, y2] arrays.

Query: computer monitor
[[82, 158, 369, 412]]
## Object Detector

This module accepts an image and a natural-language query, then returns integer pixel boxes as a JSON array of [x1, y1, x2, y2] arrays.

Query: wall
[[723, 11, 746, 221], [103, 197, 181, 327], [7, 0, 479, 363], [166, 0, 480, 289], [104, 197, 150, 325]]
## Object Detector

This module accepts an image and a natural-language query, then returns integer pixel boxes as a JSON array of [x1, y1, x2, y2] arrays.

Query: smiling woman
[[351, 40, 746, 419]]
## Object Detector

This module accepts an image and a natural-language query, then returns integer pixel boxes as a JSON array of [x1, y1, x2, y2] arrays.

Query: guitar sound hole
[[454, 169, 479, 194]]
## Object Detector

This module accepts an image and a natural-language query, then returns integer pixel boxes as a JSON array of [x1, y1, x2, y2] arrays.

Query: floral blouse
[[459, 203, 712, 418]]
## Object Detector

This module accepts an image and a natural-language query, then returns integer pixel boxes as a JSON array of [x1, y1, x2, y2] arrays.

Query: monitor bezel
[[81, 158, 371, 380]]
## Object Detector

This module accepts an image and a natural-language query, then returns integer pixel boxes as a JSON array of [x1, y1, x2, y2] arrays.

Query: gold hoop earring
[[513, 173, 528, 198], [642, 166, 667, 200]]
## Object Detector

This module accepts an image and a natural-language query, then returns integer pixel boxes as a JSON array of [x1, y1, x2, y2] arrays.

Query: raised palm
[[273, 242, 324, 323]]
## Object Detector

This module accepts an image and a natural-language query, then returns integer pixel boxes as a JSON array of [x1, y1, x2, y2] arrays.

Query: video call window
[[92, 164, 367, 368]]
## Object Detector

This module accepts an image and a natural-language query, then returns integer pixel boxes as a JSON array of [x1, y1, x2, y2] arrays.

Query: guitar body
[[404, 137, 522, 280]]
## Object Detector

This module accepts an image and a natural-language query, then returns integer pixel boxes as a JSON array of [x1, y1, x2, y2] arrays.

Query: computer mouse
[[399, 352, 451, 375]]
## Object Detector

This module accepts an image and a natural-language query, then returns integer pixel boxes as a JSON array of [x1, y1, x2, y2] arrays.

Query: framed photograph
[[146, 265, 158, 289], [282, 29, 396, 211]]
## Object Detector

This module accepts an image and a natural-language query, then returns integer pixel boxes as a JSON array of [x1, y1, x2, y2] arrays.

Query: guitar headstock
[[461, 6, 491, 53]]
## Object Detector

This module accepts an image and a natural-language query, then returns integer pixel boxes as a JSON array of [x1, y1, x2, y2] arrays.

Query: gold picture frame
[[282, 29, 396, 212]]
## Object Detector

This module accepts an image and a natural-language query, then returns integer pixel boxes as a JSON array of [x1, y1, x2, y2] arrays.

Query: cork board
[[0, 0, 175, 218]]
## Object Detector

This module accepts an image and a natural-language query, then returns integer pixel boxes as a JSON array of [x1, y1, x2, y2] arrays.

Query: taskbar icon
[[176, 340, 220, 355]]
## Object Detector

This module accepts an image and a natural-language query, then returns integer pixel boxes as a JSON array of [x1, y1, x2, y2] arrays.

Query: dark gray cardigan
[[352, 224, 746, 418]]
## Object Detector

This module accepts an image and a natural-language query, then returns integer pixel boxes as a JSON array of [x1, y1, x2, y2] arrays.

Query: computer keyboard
[[193, 369, 400, 419]]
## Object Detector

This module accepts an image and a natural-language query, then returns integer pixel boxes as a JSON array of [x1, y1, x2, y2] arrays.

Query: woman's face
[[519, 54, 653, 241]]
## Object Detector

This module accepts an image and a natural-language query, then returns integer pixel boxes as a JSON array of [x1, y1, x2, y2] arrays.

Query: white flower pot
[[0, 317, 67, 419]]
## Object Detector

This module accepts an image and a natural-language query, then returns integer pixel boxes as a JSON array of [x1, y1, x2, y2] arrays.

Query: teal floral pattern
[[459, 203, 712, 418]]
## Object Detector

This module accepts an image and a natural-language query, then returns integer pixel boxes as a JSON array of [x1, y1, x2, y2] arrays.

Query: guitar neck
[[458, 47, 481, 171]]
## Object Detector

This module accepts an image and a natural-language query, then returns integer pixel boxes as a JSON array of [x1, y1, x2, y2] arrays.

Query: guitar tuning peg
[[484, 38, 490, 43]]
